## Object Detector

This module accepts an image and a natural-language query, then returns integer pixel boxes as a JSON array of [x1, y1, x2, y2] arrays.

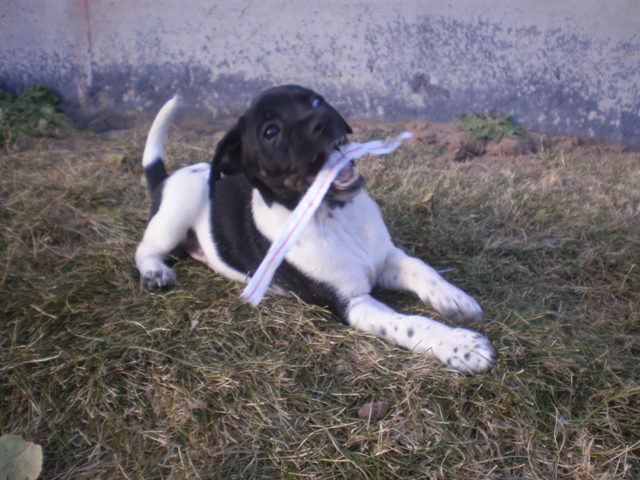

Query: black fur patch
[[145, 159, 169, 194], [211, 174, 348, 321], [149, 179, 167, 220]]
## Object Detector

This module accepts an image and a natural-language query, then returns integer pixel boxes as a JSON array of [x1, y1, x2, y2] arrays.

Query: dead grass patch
[[1, 121, 639, 478]]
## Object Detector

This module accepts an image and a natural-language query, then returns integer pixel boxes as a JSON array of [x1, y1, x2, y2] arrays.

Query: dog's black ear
[[210, 117, 245, 188]]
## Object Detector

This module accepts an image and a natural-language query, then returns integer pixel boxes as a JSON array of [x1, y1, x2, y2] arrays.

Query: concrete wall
[[1, 0, 639, 143]]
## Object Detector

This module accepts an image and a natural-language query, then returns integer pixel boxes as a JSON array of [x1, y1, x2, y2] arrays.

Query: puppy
[[135, 85, 495, 374]]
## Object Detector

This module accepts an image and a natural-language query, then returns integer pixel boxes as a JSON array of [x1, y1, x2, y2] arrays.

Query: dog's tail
[[142, 95, 180, 193]]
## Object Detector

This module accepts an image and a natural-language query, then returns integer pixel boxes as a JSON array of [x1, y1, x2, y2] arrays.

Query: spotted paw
[[433, 328, 495, 374], [142, 266, 177, 290], [426, 284, 483, 323]]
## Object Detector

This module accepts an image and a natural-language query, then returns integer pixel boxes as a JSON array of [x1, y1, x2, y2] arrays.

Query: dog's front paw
[[141, 265, 177, 290], [426, 284, 483, 323], [434, 329, 495, 374]]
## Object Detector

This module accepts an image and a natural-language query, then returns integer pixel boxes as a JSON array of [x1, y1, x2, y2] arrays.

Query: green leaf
[[0, 434, 43, 480]]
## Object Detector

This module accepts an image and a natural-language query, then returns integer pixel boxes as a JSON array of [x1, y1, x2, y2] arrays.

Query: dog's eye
[[311, 97, 324, 109], [263, 125, 279, 140]]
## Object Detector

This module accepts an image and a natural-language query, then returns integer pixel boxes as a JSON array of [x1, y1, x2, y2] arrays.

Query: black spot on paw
[[380, 327, 387, 336], [464, 353, 471, 360], [407, 328, 414, 338]]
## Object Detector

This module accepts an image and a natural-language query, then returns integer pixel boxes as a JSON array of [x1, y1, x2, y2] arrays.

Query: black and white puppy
[[135, 85, 495, 374]]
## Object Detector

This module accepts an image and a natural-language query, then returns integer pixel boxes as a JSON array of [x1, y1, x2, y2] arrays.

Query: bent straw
[[242, 131, 413, 306]]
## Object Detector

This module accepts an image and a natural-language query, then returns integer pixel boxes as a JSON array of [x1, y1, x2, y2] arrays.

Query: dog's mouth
[[332, 160, 362, 190], [304, 139, 364, 198]]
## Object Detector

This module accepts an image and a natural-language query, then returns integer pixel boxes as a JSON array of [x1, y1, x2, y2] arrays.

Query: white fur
[[142, 95, 180, 168], [135, 163, 248, 288]]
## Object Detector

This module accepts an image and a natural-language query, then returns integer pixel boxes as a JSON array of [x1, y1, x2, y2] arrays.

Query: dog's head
[[211, 85, 363, 209]]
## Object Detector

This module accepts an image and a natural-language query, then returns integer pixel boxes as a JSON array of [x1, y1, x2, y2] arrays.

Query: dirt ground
[[351, 118, 635, 166]]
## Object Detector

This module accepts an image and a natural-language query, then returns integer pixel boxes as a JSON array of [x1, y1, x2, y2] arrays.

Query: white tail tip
[[142, 95, 181, 167]]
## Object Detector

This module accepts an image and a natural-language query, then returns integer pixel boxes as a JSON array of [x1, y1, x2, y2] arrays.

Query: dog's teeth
[[331, 135, 347, 149]]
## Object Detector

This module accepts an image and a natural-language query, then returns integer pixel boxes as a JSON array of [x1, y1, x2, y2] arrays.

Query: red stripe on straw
[[244, 144, 366, 299]]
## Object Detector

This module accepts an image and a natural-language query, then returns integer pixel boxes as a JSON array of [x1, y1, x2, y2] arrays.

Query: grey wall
[[1, 0, 639, 143]]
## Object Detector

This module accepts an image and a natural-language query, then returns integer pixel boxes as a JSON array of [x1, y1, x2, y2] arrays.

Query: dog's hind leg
[[135, 163, 210, 290], [136, 226, 181, 290], [377, 247, 483, 323], [346, 294, 495, 374]]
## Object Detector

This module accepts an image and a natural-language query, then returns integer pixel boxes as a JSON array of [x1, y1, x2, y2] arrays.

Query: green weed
[[0, 86, 77, 148], [458, 113, 527, 142]]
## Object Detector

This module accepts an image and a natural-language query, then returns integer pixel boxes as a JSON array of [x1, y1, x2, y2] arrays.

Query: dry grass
[[1, 124, 639, 479]]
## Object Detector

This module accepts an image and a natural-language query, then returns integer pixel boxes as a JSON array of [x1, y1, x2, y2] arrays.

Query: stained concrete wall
[[1, 0, 639, 143]]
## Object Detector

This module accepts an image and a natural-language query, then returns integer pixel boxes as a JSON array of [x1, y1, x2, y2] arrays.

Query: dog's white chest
[[251, 190, 392, 298]]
